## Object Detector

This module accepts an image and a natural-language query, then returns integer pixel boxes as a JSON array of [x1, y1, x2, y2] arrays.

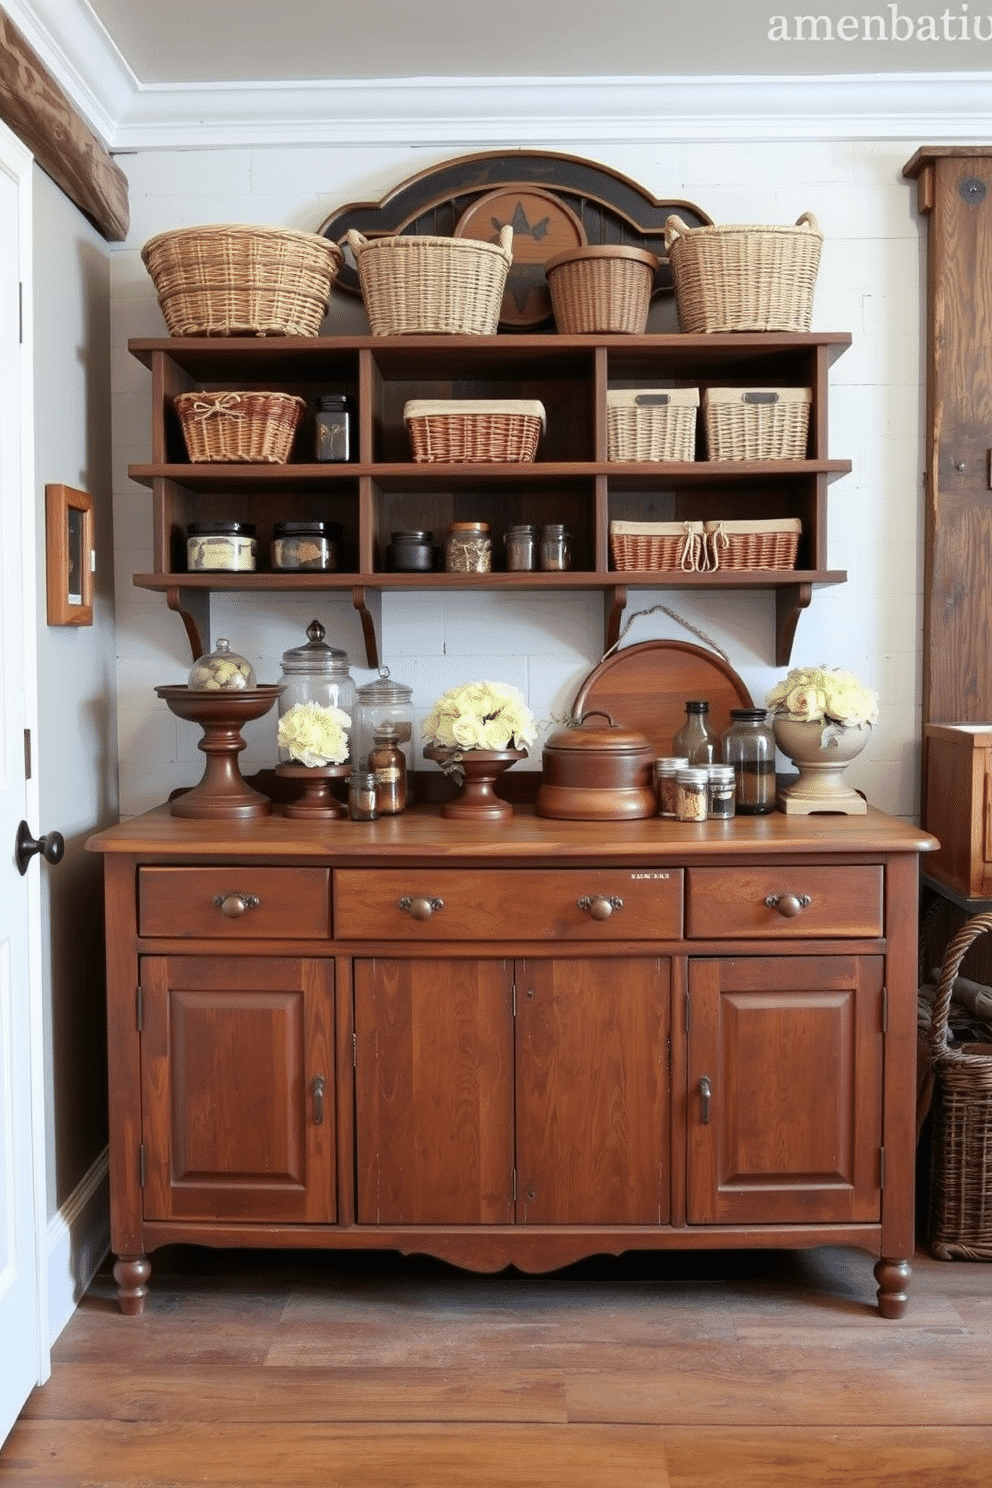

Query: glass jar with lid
[[673, 699, 720, 764], [722, 707, 777, 815], [314, 393, 352, 462], [187, 637, 256, 692], [354, 669, 415, 799], [271, 520, 339, 573], [276, 619, 356, 766], [539, 523, 572, 572], [186, 520, 256, 573], [504, 524, 539, 572], [445, 521, 491, 573]]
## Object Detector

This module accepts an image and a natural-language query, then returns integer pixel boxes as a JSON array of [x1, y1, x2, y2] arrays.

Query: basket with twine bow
[[174, 390, 306, 463]]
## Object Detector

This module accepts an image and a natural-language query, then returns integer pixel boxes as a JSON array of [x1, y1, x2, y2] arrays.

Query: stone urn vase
[[772, 715, 870, 815]]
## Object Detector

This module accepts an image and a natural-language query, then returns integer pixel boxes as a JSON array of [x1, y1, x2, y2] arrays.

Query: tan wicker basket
[[704, 518, 801, 571], [142, 225, 343, 337], [664, 213, 822, 333], [403, 399, 545, 463], [175, 390, 306, 463], [703, 387, 812, 461], [928, 911, 992, 1261], [545, 246, 660, 334], [607, 389, 699, 461], [609, 520, 704, 572], [348, 227, 512, 336]]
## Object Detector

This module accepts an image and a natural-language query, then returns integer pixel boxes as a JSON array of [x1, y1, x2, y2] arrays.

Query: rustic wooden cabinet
[[88, 803, 934, 1319]]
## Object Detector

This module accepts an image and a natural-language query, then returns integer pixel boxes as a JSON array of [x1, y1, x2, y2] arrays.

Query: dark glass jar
[[389, 530, 434, 572], [186, 520, 256, 573], [369, 722, 407, 814], [673, 700, 720, 765], [314, 394, 352, 462], [722, 707, 777, 815], [271, 520, 339, 572]]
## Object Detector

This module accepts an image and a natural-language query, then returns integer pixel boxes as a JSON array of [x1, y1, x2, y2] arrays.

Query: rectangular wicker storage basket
[[607, 389, 699, 462], [141, 225, 343, 337], [703, 387, 812, 461], [404, 399, 545, 463], [609, 520, 704, 572], [348, 227, 512, 336], [664, 213, 822, 333], [704, 518, 801, 571], [175, 390, 306, 463]]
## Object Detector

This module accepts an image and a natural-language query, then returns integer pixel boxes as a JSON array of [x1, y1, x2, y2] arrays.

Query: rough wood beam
[[0, 7, 129, 241]]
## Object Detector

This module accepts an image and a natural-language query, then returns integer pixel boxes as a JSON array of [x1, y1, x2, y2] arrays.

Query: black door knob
[[14, 820, 65, 876]]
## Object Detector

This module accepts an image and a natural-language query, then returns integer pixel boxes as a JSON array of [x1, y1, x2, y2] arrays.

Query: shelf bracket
[[166, 587, 210, 662], [604, 585, 629, 655], [352, 586, 382, 669], [774, 583, 813, 666]]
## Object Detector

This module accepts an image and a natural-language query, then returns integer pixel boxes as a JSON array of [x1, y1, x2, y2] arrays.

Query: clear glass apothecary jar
[[722, 707, 777, 815], [354, 669, 415, 799], [276, 619, 355, 766]]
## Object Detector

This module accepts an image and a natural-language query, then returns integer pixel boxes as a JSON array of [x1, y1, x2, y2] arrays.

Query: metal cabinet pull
[[311, 1075, 326, 1126], [699, 1075, 712, 1125], [212, 892, 260, 917], [577, 894, 624, 920], [397, 894, 444, 920], [765, 892, 812, 918]]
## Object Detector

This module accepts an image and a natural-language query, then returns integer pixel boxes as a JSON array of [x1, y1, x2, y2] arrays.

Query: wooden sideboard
[[87, 802, 934, 1318]]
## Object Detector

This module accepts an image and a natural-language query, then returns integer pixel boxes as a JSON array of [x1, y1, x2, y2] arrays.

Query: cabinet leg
[[113, 1255, 151, 1316], [874, 1255, 912, 1318]]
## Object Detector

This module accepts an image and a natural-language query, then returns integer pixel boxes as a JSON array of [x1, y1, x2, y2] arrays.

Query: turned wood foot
[[114, 1255, 151, 1315], [874, 1255, 911, 1318]]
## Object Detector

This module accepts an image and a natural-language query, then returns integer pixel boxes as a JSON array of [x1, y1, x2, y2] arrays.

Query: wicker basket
[[704, 518, 801, 571], [607, 389, 699, 461], [404, 399, 545, 463], [545, 246, 660, 335], [928, 911, 992, 1261], [175, 390, 306, 463], [703, 387, 812, 461], [142, 225, 343, 337], [664, 213, 822, 334], [348, 227, 512, 336], [609, 520, 704, 572]]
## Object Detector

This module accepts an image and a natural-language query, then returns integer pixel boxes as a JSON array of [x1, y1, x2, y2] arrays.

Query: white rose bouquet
[[766, 664, 878, 745], [422, 681, 537, 753], [277, 700, 351, 767]]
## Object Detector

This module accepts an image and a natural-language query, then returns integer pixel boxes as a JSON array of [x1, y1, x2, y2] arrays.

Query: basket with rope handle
[[347, 225, 513, 336], [663, 212, 822, 333], [927, 909, 992, 1260]]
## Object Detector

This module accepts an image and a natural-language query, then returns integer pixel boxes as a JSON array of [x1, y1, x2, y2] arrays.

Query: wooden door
[[686, 956, 884, 1225], [141, 956, 336, 1223], [515, 957, 670, 1224], [354, 958, 515, 1225]]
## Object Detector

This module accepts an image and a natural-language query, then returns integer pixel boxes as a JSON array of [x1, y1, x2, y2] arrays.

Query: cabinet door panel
[[141, 956, 335, 1223], [354, 958, 514, 1225], [686, 955, 883, 1225], [516, 958, 670, 1225]]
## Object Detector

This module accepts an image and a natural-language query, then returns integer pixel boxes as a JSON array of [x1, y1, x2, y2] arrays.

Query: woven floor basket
[[609, 520, 704, 572], [142, 225, 343, 338], [175, 391, 306, 463], [664, 213, 822, 334], [348, 227, 512, 336], [704, 388, 812, 461], [404, 400, 545, 463], [705, 518, 801, 571], [928, 910, 992, 1260], [546, 246, 659, 335], [607, 389, 699, 461]]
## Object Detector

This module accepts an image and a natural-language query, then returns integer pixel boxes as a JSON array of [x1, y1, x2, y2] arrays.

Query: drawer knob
[[397, 894, 444, 920], [577, 894, 624, 920], [213, 892, 260, 918], [765, 892, 812, 918]]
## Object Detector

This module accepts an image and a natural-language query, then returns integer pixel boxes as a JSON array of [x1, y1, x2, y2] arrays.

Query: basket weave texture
[[705, 518, 801, 571], [404, 400, 545, 463], [546, 247, 659, 334], [610, 520, 704, 572], [348, 227, 512, 336], [664, 213, 822, 333], [607, 389, 699, 462], [175, 391, 306, 463], [704, 388, 812, 461], [928, 911, 992, 1260], [142, 225, 343, 337]]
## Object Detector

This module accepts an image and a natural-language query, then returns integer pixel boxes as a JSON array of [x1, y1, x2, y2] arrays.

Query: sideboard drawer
[[138, 867, 332, 939], [686, 865, 883, 938], [334, 868, 683, 941]]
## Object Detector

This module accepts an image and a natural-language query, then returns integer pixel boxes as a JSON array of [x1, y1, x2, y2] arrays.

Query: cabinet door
[[516, 958, 670, 1225], [354, 958, 515, 1225], [686, 955, 884, 1225], [141, 956, 336, 1224]]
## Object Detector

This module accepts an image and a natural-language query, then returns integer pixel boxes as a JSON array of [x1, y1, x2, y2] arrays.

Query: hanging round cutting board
[[454, 185, 587, 328]]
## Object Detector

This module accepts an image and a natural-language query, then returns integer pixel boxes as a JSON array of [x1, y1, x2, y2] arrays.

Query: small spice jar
[[348, 770, 379, 821], [504, 524, 539, 572], [675, 765, 710, 823], [707, 763, 737, 820], [388, 530, 434, 572], [368, 722, 407, 814], [445, 521, 492, 573], [271, 520, 339, 572], [654, 756, 688, 817], [186, 520, 256, 573], [539, 523, 572, 572], [722, 707, 777, 815], [314, 394, 352, 462]]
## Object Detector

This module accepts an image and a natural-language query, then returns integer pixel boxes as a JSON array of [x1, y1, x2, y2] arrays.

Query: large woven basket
[[175, 390, 306, 463], [664, 213, 822, 333], [609, 520, 704, 572], [348, 226, 512, 336], [404, 399, 545, 463], [704, 517, 801, 571], [928, 911, 992, 1260], [704, 387, 812, 461], [546, 246, 659, 335], [142, 225, 343, 337], [607, 389, 699, 461]]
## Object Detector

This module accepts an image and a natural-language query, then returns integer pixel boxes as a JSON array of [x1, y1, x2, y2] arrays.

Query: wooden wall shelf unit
[[128, 332, 851, 667]]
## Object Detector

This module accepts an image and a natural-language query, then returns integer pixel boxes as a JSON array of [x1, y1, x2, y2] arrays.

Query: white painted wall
[[109, 136, 924, 821]]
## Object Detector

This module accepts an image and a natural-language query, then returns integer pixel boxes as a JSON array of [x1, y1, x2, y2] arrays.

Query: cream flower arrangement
[[277, 700, 351, 767], [766, 665, 879, 744], [422, 681, 537, 753]]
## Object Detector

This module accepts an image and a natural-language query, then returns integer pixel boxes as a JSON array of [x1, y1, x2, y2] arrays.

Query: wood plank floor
[[2, 1243, 990, 1487]]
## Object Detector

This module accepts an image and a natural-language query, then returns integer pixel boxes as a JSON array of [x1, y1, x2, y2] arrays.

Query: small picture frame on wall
[[45, 483, 94, 626]]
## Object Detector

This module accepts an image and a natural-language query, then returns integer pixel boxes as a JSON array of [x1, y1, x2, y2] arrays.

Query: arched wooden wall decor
[[317, 150, 711, 330]]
